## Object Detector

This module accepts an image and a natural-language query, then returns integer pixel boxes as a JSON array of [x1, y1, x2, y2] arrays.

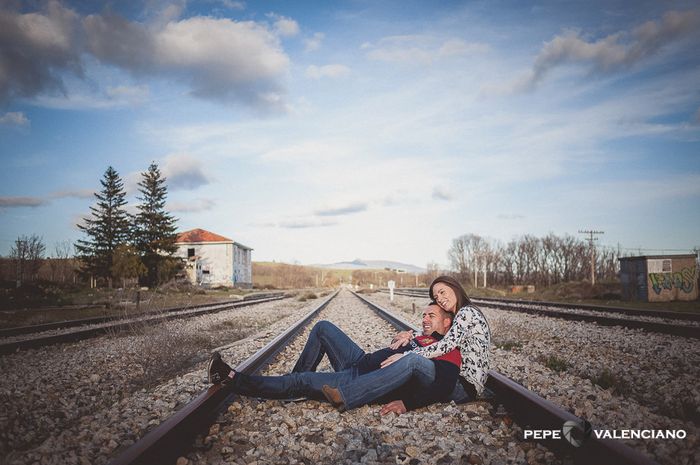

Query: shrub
[[539, 355, 569, 373], [496, 340, 523, 351]]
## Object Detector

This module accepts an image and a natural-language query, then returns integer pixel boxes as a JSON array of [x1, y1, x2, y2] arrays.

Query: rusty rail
[[107, 289, 339, 465], [381, 289, 700, 339], [0, 295, 287, 355], [353, 290, 659, 465]]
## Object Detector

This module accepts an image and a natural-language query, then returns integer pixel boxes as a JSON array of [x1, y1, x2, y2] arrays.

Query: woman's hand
[[389, 330, 413, 349], [380, 353, 406, 368], [380, 400, 407, 415]]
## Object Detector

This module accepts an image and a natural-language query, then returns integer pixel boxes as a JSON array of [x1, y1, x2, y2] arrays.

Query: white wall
[[233, 246, 252, 285], [175, 242, 234, 287]]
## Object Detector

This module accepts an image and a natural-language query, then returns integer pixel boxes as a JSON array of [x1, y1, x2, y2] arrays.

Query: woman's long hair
[[429, 275, 471, 311]]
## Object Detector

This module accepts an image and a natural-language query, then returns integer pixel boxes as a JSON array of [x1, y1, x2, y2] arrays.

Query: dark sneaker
[[208, 351, 232, 384]]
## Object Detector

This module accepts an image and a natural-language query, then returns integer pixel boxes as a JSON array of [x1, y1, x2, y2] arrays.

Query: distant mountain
[[312, 258, 425, 274]]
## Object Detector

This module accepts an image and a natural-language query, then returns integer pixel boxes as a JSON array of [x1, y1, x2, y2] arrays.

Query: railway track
[[383, 289, 700, 339], [0, 293, 287, 355], [107, 288, 658, 465]]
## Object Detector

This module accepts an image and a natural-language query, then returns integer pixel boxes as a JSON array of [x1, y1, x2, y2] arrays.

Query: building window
[[662, 260, 671, 272], [202, 269, 210, 275], [188, 248, 195, 258]]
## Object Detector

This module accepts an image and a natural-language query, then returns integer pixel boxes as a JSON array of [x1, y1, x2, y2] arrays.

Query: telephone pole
[[579, 230, 604, 285]]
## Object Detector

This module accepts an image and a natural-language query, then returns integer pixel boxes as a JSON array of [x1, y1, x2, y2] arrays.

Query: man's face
[[421, 305, 450, 335]]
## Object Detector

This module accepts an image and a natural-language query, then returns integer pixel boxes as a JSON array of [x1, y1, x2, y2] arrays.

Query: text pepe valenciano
[[594, 429, 686, 440]]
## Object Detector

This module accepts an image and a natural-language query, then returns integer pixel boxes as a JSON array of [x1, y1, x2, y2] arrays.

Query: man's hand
[[380, 400, 407, 415], [389, 330, 413, 349], [380, 353, 406, 368]]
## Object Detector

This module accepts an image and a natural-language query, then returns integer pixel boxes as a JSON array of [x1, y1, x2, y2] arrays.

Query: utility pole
[[579, 230, 604, 285]]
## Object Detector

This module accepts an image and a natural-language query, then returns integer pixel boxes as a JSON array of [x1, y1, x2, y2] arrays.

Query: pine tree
[[135, 162, 178, 286], [75, 166, 131, 287]]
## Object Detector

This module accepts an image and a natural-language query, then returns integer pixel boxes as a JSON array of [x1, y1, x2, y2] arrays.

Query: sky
[[1, 0, 699, 269]]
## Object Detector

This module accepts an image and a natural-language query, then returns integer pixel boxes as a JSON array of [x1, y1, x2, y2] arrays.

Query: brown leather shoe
[[322, 385, 345, 411]]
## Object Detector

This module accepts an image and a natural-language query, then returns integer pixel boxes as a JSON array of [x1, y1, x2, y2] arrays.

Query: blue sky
[[1, 0, 699, 268]]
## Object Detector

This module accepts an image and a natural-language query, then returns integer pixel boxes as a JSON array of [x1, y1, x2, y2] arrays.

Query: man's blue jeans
[[292, 320, 366, 373], [228, 320, 471, 407], [230, 321, 366, 400]]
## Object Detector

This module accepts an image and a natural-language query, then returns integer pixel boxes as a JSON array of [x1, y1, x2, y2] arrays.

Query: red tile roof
[[175, 228, 233, 243]]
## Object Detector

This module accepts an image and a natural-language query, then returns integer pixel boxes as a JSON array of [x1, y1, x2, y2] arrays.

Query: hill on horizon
[[311, 258, 425, 274]]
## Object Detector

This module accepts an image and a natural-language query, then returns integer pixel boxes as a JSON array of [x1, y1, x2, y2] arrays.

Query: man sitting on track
[[208, 304, 474, 414]]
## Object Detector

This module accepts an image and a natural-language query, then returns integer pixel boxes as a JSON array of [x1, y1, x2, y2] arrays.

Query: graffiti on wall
[[648, 266, 697, 295]]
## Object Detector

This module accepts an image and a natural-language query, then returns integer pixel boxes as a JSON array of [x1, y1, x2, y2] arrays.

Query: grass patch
[[356, 288, 377, 294], [538, 354, 569, 373], [297, 291, 318, 302], [588, 368, 631, 396], [496, 340, 523, 351]]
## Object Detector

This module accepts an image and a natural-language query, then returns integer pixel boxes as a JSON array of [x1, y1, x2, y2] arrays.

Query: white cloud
[[512, 9, 700, 92], [304, 32, 324, 52], [267, 13, 299, 37], [363, 35, 487, 65], [161, 153, 211, 191], [0, 196, 45, 208], [278, 218, 338, 229], [431, 187, 452, 201], [105, 85, 149, 104], [220, 0, 246, 11], [260, 140, 352, 162], [169, 198, 216, 213], [51, 189, 93, 199], [95, 16, 290, 109], [314, 202, 368, 217], [0, 111, 29, 126], [0, 3, 291, 111], [0, 2, 82, 102], [305, 64, 351, 79]]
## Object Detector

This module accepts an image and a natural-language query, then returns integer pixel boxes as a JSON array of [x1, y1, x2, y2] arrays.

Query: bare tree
[[47, 240, 74, 282], [10, 234, 45, 286], [448, 232, 618, 288]]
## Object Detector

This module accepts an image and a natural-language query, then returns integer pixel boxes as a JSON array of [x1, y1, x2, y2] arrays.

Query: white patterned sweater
[[410, 305, 491, 394]]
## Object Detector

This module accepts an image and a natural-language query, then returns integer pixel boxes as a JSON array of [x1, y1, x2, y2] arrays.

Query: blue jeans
[[292, 321, 366, 373], [230, 321, 366, 400], [337, 353, 438, 410], [231, 368, 357, 400]]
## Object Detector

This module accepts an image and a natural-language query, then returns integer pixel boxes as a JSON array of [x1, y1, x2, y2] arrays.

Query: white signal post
[[388, 280, 395, 302]]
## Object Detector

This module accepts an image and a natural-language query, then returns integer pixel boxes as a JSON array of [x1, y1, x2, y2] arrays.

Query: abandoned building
[[174, 228, 253, 288]]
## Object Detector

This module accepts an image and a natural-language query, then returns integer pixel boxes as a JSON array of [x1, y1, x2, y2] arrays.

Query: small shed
[[618, 254, 698, 302], [174, 228, 253, 288]]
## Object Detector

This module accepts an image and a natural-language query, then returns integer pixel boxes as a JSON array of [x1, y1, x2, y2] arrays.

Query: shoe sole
[[208, 351, 222, 384]]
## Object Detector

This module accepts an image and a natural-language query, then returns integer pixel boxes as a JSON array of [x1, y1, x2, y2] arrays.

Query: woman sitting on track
[[321, 275, 491, 412]]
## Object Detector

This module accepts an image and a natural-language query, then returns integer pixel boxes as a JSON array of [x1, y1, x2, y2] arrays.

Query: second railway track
[[384, 289, 700, 339], [0, 293, 288, 354]]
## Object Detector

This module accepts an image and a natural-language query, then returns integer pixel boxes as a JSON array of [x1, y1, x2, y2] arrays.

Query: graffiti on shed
[[648, 266, 697, 295]]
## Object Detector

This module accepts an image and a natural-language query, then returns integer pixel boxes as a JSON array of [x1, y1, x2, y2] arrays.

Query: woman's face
[[432, 282, 457, 313]]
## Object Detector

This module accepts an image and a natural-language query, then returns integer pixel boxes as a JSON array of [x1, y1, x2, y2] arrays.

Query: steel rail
[[107, 289, 339, 465], [0, 292, 287, 338], [352, 290, 659, 465], [381, 290, 700, 339], [384, 288, 700, 321], [0, 295, 288, 355]]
